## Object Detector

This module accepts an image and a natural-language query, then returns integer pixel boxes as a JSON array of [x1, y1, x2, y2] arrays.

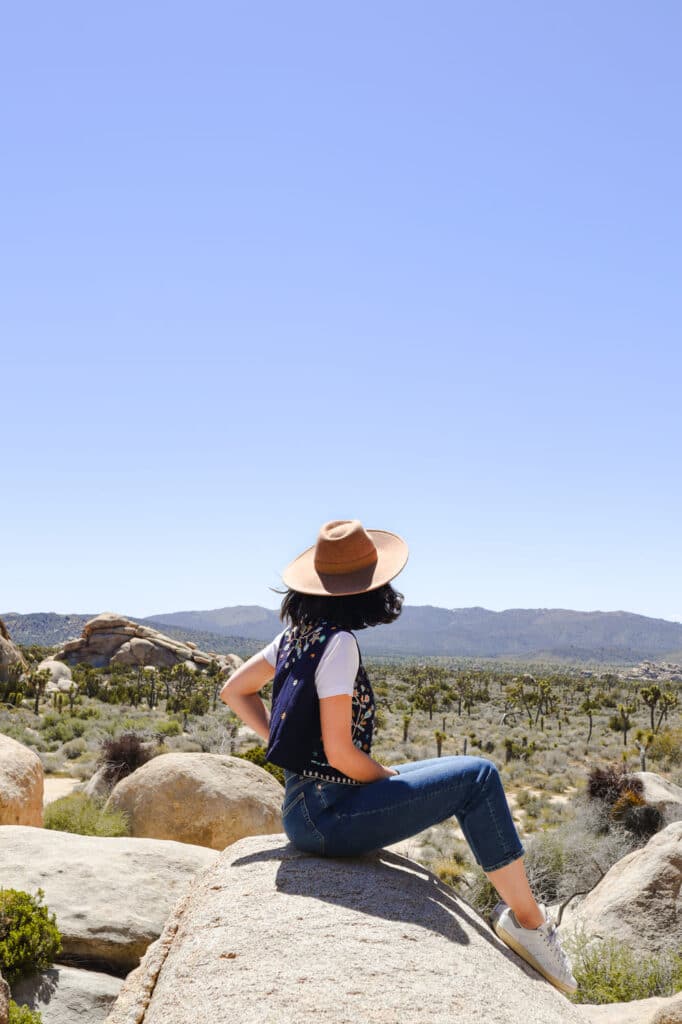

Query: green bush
[[235, 746, 285, 786], [649, 728, 682, 767], [43, 793, 129, 837], [156, 719, 182, 737], [9, 1002, 43, 1024], [0, 889, 61, 985], [567, 931, 682, 1004]]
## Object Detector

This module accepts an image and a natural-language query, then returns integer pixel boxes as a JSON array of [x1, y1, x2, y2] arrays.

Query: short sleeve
[[259, 630, 286, 668], [315, 632, 360, 699]]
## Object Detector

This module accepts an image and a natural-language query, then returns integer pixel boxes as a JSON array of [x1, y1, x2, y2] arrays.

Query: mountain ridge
[[4, 605, 682, 662]]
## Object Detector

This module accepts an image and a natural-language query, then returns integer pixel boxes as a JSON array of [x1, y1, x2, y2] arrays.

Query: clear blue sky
[[2, 2, 681, 623]]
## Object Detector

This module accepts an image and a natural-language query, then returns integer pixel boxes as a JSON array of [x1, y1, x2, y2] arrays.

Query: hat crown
[[313, 520, 379, 575]]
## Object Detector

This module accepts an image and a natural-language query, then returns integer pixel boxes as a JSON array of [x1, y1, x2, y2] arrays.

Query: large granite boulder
[[562, 821, 682, 957], [38, 658, 74, 694], [54, 612, 243, 673], [0, 826, 217, 973], [632, 772, 682, 826], [581, 995, 682, 1024], [652, 993, 682, 1023], [105, 753, 282, 850], [0, 733, 43, 826], [12, 966, 122, 1024], [0, 616, 27, 679], [105, 834, 587, 1024]]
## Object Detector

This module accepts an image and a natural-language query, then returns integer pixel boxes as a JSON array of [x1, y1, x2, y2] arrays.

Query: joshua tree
[[28, 667, 51, 716], [655, 691, 679, 732], [634, 730, 654, 771], [402, 713, 412, 742], [609, 703, 636, 747], [640, 685, 662, 731], [434, 730, 446, 757], [580, 694, 602, 743]]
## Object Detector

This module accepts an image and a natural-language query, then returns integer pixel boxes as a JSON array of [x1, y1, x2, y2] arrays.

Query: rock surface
[[12, 966, 123, 1024], [0, 616, 27, 678], [38, 658, 75, 694], [580, 995, 681, 1024], [0, 733, 43, 826], [651, 993, 682, 1023], [562, 821, 682, 957], [105, 833, 587, 1024], [105, 753, 283, 850], [0, 826, 217, 973], [54, 611, 243, 672], [632, 772, 682, 826]]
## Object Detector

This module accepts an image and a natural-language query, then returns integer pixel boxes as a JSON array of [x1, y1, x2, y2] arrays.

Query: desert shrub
[[433, 847, 470, 888], [466, 870, 498, 918], [60, 738, 87, 760], [649, 727, 682, 767], [40, 718, 75, 744], [43, 792, 129, 837], [585, 764, 661, 841], [0, 889, 61, 985], [611, 789, 663, 841], [9, 1001, 43, 1023], [97, 732, 155, 787], [156, 719, 181, 737], [567, 930, 682, 1004], [235, 746, 285, 786], [587, 763, 642, 805], [71, 705, 100, 720]]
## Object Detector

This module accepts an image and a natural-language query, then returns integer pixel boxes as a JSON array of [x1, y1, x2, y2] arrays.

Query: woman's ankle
[[513, 905, 545, 930]]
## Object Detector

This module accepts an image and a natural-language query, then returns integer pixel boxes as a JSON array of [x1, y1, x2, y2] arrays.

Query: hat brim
[[281, 529, 409, 596]]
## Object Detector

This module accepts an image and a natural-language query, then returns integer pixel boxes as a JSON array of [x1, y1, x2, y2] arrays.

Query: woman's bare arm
[[219, 653, 274, 743], [320, 695, 397, 782]]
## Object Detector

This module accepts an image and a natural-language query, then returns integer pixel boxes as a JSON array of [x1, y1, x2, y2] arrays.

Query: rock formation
[[0, 616, 27, 679], [105, 753, 283, 850], [38, 657, 75, 694], [562, 821, 682, 958], [54, 612, 243, 672], [12, 966, 123, 1024], [581, 994, 682, 1024], [632, 772, 682, 826], [0, 733, 43, 826], [0, 827, 217, 973], [105, 833, 587, 1024]]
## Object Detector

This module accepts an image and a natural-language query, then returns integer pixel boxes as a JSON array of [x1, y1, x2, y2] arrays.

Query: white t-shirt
[[260, 629, 359, 698]]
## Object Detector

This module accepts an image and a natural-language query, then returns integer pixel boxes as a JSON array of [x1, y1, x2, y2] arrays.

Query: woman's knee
[[455, 755, 501, 790]]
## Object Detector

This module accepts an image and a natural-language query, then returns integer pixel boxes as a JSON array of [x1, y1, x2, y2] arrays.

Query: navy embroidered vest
[[265, 621, 375, 785]]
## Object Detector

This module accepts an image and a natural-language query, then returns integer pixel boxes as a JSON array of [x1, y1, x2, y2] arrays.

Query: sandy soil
[[43, 776, 79, 805]]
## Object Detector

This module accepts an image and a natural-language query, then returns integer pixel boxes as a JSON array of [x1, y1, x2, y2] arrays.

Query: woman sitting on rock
[[220, 520, 576, 995]]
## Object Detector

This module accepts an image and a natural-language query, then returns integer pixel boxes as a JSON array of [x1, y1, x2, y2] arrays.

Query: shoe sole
[[493, 921, 577, 996]]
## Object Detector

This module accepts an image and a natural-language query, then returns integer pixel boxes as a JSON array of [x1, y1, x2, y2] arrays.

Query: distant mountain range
[[5, 605, 680, 663], [145, 605, 682, 662]]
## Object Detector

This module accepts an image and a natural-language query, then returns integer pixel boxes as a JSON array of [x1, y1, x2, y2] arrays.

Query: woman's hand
[[319, 695, 398, 783]]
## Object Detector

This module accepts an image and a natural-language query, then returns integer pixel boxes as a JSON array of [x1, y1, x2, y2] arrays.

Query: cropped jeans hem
[[281, 755, 525, 872]]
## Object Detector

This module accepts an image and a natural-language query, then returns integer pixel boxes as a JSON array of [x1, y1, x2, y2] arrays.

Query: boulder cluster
[[0, 611, 680, 1024], [54, 612, 242, 673]]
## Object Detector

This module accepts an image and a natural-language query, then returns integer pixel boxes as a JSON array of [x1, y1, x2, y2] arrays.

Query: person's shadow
[[231, 838, 530, 976]]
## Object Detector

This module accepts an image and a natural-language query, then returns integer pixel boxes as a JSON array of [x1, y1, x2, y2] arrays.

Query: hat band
[[314, 550, 378, 575]]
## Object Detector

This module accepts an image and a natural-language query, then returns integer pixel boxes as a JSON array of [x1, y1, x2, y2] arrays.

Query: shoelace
[[540, 919, 572, 972]]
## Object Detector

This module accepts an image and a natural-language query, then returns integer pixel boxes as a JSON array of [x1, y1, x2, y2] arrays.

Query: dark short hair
[[279, 583, 403, 631]]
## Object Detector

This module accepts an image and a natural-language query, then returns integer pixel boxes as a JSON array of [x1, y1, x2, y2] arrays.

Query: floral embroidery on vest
[[271, 620, 375, 785]]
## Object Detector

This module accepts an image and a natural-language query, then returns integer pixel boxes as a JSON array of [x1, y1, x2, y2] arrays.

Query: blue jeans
[[282, 756, 524, 872]]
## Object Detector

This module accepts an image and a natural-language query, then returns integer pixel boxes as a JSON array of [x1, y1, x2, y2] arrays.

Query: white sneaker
[[491, 901, 578, 995]]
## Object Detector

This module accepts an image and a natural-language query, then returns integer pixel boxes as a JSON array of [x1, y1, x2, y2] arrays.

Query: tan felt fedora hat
[[282, 520, 408, 596]]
